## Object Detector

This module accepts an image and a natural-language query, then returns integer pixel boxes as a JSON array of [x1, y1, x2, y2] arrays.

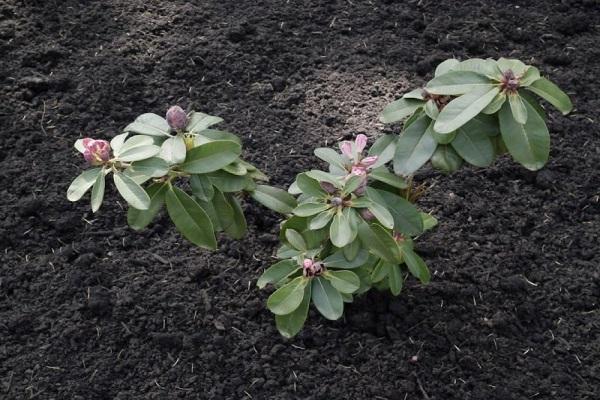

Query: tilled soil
[[1, 1, 599, 399]]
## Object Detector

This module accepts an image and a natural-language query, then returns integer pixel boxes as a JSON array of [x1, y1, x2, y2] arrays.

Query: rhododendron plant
[[258, 134, 437, 338], [67, 107, 295, 249], [377, 57, 573, 174]]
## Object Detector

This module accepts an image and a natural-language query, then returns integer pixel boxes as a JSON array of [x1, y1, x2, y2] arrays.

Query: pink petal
[[355, 134, 368, 152], [361, 155, 378, 167], [339, 141, 353, 157]]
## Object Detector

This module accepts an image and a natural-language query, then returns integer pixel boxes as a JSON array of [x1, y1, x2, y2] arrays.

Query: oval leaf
[[426, 70, 493, 95], [452, 126, 495, 167], [127, 183, 168, 230], [67, 168, 102, 201], [380, 98, 424, 124], [275, 284, 311, 338], [526, 77, 573, 115], [311, 277, 343, 320], [324, 270, 360, 294], [90, 172, 105, 212], [180, 140, 241, 173], [393, 116, 437, 176], [165, 186, 216, 249], [434, 86, 500, 134], [124, 113, 171, 137], [250, 185, 297, 214], [499, 101, 550, 171], [257, 259, 299, 289], [267, 276, 308, 316], [113, 171, 151, 210]]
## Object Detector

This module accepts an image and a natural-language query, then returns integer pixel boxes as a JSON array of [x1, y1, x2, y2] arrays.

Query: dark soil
[[1, 1, 599, 399]]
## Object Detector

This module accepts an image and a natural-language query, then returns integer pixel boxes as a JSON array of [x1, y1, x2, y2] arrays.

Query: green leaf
[[195, 129, 241, 145], [388, 264, 404, 296], [267, 276, 308, 316], [309, 210, 334, 230], [67, 168, 102, 201], [421, 212, 438, 231], [526, 77, 573, 115], [431, 129, 456, 145], [520, 90, 546, 120], [357, 222, 402, 263], [508, 93, 528, 124], [367, 201, 394, 229], [250, 185, 297, 214], [368, 134, 397, 167], [311, 277, 344, 320], [275, 284, 311, 338], [294, 202, 330, 217], [124, 113, 171, 137], [374, 189, 424, 235], [330, 209, 355, 248], [426, 70, 493, 95], [109, 132, 129, 153], [462, 113, 501, 137], [113, 171, 151, 210], [208, 170, 252, 193], [403, 88, 426, 100], [393, 115, 437, 176], [371, 259, 391, 283], [118, 144, 161, 162], [434, 58, 460, 76], [323, 249, 369, 269], [402, 244, 430, 284], [257, 259, 299, 289], [452, 125, 495, 167], [314, 148, 346, 170], [285, 229, 307, 251], [221, 161, 247, 176], [324, 270, 360, 294], [342, 239, 360, 261], [380, 98, 424, 124], [452, 58, 503, 80], [497, 58, 527, 76], [520, 66, 540, 86], [434, 86, 500, 134], [127, 183, 168, 230], [160, 136, 187, 164], [369, 167, 408, 189], [295, 173, 327, 198], [431, 145, 463, 174], [181, 140, 242, 173], [482, 92, 507, 115], [186, 112, 223, 133], [128, 157, 170, 178], [499, 101, 550, 171], [206, 188, 235, 232], [188, 175, 214, 203], [424, 100, 439, 120], [342, 174, 364, 196], [223, 193, 247, 239], [305, 170, 343, 188], [165, 186, 216, 249], [90, 172, 105, 212]]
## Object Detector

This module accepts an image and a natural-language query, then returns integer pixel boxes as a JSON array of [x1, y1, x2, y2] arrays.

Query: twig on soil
[[40, 101, 47, 136], [412, 372, 431, 400]]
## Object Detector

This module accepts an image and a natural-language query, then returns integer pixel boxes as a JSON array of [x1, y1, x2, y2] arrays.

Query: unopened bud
[[359, 208, 375, 221], [82, 138, 110, 165], [330, 197, 343, 207], [166, 106, 188, 131], [320, 181, 337, 194]]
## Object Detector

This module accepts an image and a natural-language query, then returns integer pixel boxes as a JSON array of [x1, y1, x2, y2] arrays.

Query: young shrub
[[67, 106, 296, 250], [257, 135, 437, 338], [378, 58, 573, 174]]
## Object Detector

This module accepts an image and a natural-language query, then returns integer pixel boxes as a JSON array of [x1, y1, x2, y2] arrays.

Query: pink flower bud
[[361, 155, 378, 167], [330, 197, 343, 207], [339, 141, 353, 157], [82, 138, 110, 165], [166, 106, 188, 131], [355, 134, 368, 152], [351, 165, 368, 176], [360, 208, 375, 221], [320, 181, 337, 194], [303, 259, 314, 269], [303, 260, 325, 277]]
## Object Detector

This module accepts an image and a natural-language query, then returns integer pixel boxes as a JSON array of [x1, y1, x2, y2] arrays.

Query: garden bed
[[1, 0, 599, 399]]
